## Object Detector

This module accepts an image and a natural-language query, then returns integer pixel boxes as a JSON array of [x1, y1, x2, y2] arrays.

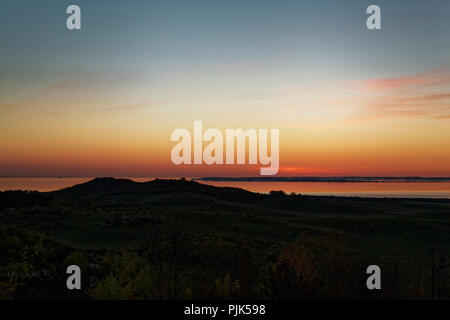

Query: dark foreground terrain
[[0, 178, 449, 299]]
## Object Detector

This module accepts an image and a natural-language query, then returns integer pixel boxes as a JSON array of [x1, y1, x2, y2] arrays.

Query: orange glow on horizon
[[1, 68, 449, 178]]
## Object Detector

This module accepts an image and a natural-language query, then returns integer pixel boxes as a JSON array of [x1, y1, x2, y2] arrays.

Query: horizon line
[[1, 176, 450, 180]]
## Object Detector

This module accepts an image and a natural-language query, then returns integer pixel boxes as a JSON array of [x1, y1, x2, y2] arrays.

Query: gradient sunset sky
[[1, 0, 449, 177]]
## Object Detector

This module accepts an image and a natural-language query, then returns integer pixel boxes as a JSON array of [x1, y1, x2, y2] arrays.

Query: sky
[[0, 0, 449, 177]]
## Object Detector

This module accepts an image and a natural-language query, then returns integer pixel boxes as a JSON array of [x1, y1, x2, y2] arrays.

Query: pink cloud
[[353, 68, 450, 91], [350, 67, 450, 120]]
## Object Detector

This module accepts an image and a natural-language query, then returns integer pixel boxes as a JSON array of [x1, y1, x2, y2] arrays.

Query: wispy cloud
[[350, 67, 450, 121], [353, 68, 450, 91]]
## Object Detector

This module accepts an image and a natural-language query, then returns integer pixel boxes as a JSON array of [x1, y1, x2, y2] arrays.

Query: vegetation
[[0, 178, 449, 299]]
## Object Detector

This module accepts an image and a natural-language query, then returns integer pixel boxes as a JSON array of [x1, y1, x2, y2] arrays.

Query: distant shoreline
[[194, 177, 450, 183], [1, 176, 450, 182], [0, 177, 449, 198]]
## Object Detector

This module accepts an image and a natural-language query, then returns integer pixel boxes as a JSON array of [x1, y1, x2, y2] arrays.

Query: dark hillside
[[0, 178, 449, 299]]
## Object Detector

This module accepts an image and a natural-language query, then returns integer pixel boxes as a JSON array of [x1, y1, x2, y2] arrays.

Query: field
[[1, 178, 449, 299]]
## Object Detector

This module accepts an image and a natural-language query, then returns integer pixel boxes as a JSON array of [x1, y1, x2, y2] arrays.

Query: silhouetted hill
[[55, 177, 262, 204], [2, 177, 448, 212], [57, 177, 140, 195]]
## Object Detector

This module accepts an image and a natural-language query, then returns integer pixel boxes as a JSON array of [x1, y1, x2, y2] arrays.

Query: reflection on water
[[201, 181, 450, 198], [0, 178, 449, 198], [0, 178, 92, 192]]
